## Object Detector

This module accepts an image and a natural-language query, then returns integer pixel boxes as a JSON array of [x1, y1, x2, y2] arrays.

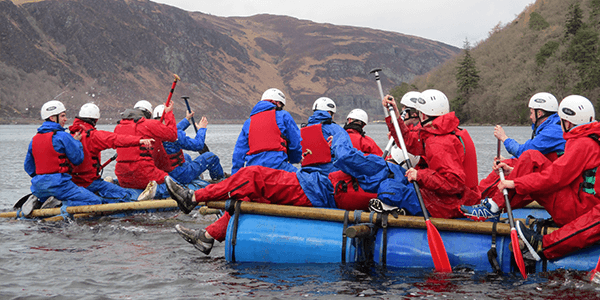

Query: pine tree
[[566, 3, 584, 37], [454, 39, 480, 121]]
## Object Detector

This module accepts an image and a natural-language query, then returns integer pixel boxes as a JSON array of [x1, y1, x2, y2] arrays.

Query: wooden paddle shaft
[[206, 201, 558, 236]]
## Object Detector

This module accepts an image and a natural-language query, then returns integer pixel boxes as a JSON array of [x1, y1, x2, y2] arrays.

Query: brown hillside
[[0, 0, 459, 124]]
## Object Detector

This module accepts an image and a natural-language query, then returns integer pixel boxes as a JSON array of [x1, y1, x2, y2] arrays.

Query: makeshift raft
[[206, 200, 600, 275]]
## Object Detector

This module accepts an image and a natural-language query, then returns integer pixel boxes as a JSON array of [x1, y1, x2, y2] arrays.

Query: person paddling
[[463, 95, 600, 264]]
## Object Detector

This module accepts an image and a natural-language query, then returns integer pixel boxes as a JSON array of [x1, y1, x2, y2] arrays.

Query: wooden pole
[[205, 201, 558, 236]]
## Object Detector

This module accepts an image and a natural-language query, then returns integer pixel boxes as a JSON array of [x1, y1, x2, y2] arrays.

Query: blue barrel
[[374, 228, 513, 272], [225, 214, 358, 263]]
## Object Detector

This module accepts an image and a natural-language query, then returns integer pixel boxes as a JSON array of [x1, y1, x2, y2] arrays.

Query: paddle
[[369, 68, 395, 155], [182, 96, 210, 154], [160, 74, 181, 123], [385, 99, 452, 273], [496, 139, 527, 279]]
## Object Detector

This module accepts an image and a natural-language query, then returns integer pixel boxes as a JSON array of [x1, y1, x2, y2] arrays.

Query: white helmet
[[41, 100, 66, 120], [347, 108, 368, 125], [416, 89, 449, 116], [78, 103, 100, 119], [528, 92, 558, 112], [134, 100, 153, 113], [390, 145, 420, 168], [261, 88, 286, 105], [152, 104, 165, 119], [400, 91, 421, 109], [312, 97, 336, 113], [558, 95, 595, 125]]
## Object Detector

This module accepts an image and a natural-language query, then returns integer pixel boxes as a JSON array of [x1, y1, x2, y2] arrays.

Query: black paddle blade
[[13, 193, 33, 209]]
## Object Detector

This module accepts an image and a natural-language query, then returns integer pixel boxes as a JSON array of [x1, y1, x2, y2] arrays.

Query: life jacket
[[247, 109, 288, 155], [71, 128, 101, 187], [452, 128, 479, 189], [328, 171, 376, 210], [156, 148, 185, 173], [114, 119, 153, 162], [300, 123, 332, 167], [580, 134, 600, 196], [31, 131, 72, 174]]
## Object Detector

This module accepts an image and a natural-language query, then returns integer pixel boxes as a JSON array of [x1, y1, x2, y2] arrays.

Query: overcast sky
[[152, 0, 536, 48]]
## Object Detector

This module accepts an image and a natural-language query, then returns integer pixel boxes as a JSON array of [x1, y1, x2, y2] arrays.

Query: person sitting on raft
[[462, 95, 600, 263], [344, 108, 383, 156], [463, 92, 565, 218], [167, 130, 421, 255], [383, 89, 481, 219], [113, 100, 177, 199], [137, 105, 226, 200], [300, 97, 345, 175], [231, 88, 302, 175]]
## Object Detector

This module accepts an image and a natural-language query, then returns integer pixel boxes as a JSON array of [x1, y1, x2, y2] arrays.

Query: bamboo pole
[[206, 201, 558, 236], [0, 199, 183, 219]]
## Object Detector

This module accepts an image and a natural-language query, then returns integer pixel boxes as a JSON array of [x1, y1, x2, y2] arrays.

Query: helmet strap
[[420, 116, 437, 127], [343, 122, 365, 137]]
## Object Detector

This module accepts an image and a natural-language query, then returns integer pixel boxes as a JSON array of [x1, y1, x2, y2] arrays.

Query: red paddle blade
[[589, 255, 600, 281], [511, 229, 527, 279], [426, 220, 452, 273]]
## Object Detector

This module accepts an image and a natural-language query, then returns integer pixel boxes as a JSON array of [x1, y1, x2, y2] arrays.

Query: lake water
[[1, 123, 599, 299]]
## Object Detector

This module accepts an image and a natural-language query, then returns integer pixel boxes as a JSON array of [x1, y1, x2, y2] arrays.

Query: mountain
[[409, 0, 600, 125], [0, 0, 459, 124]]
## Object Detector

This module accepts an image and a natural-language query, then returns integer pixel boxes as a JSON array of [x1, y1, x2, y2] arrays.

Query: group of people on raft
[[22, 85, 600, 269]]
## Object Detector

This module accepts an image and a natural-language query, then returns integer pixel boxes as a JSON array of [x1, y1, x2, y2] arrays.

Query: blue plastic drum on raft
[[225, 214, 360, 263]]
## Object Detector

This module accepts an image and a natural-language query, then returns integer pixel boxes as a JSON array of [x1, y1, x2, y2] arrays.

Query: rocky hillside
[[0, 0, 459, 124]]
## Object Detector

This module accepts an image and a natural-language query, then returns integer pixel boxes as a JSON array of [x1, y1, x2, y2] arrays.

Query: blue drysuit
[[297, 131, 422, 215], [231, 101, 302, 174], [164, 118, 224, 184], [504, 113, 565, 158]]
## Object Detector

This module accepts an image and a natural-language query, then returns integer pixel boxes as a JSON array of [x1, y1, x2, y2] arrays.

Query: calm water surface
[[1, 123, 599, 299]]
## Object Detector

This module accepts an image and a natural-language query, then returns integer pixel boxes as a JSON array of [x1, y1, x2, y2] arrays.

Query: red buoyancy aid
[[154, 146, 185, 173], [114, 119, 153, 162], [32, 131, 72, 174], [247, 109, 288, 155], [300, 124, 332, 167], [454, 128, 478, 189], [71, 128, 101, 187], [328, 171, 376, 210]]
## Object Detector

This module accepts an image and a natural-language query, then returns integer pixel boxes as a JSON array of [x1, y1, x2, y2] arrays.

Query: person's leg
[[196, 152, 225, 180], [542, 203, 600, 260], [57, 180, 104, 206], [87, 180, 139, 203]]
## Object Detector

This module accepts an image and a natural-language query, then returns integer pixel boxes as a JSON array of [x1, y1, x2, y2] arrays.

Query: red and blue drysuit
[[114, 109, 177, 189], [162, 118, 224, 184], [231, 101, 302, 174], [388, 112, 481, 219], [24, 121, 103, 206], [490, 121, 600, 260], [68, 118, 142, 203], [194, 131, 419, 241], [300, 110, 345, 175], [479, 113, 566, 198]]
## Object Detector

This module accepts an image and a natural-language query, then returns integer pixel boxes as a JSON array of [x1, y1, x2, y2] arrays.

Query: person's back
[[300, 97, 345, 175], [231, 88, 302, 174], [344, 109, 383, 156], [114, 100, 177, 189]]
